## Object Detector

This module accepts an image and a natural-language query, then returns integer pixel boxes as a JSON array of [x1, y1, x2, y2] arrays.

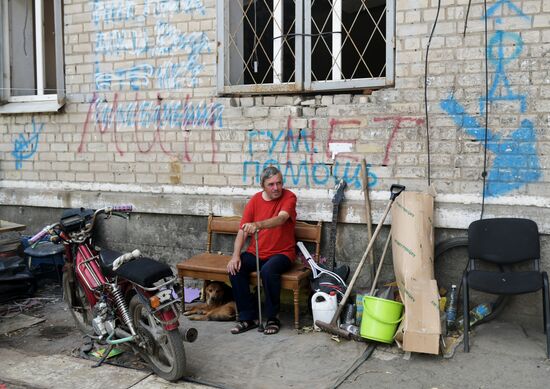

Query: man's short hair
[[260, 166, 282, 187]]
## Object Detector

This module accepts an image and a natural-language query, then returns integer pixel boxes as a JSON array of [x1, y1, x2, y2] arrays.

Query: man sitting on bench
[[226, 166, 297, 335]]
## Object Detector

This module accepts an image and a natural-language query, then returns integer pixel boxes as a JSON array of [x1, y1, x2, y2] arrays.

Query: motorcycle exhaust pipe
[[115, 328, 134, 340], [116, 326, 197, 343], [183, 327, 198, 343]]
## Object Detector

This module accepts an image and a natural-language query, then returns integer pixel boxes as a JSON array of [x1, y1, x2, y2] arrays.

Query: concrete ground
[[1, 282, 549, 389]]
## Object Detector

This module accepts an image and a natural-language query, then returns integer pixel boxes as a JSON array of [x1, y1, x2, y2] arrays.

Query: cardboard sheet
[[391, 191, 440, 355]]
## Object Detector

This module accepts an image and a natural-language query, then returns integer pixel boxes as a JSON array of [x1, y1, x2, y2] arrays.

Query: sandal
[[264, 318, 280, 335], [230, 320, 258, 334]]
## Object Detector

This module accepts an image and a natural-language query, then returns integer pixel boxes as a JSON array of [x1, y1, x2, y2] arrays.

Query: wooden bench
[[176, 214, 322, 329]]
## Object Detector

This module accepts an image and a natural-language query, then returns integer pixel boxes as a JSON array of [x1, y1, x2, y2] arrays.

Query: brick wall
[[1, 0, 549, 233]]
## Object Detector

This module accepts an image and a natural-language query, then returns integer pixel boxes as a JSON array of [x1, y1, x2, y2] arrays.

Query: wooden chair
[[177, 214, 322, 329]]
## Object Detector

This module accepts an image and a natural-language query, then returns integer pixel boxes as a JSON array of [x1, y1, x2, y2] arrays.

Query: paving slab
[[0, 314, 45, 335], [0, 348, 149, 389], [132, 375, 210, 389], [341, 321, 550, 389]]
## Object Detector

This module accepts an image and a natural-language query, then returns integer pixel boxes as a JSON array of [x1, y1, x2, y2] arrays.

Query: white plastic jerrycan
[[311, 291, 338, 330]]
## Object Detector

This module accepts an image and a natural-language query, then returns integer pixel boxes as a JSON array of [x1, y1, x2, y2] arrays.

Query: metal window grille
[[217, 0, 394, 94]]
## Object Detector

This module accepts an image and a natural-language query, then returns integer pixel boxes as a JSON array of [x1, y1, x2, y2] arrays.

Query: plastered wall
[[1, 1, 550, 323]]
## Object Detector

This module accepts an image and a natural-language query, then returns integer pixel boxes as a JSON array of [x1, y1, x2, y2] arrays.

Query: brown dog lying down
[[184, 281, 236, 321]]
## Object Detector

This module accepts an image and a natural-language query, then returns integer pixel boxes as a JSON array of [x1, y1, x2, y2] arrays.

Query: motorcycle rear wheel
[[129, 295, 186, 382], [62, 272, 95, 336]]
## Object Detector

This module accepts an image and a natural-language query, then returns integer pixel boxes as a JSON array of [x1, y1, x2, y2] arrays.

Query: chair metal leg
[[542, 274, 550, 358], [543, 279, 547, 335], [463, 273, 470, 353]]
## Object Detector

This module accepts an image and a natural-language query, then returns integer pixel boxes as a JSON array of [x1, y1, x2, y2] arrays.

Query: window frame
[[217, 0, 304, 95], [216, 0, 395, 95], [304, 0, 395, 91], [0, 0, 65, 114]]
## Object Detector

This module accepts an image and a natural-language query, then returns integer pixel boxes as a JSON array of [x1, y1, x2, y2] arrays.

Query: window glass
[[1, 0, 62, 108], [220, 0, 393, 93]]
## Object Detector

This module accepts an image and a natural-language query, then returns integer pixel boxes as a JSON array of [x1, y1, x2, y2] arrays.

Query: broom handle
[[369, 229, 392, 296], [361, 160, 375, 282], [330, 198, 395, 325]]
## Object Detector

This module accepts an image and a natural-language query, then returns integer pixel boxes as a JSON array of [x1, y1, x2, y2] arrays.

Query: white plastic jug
[[311, 291, 338, 330]]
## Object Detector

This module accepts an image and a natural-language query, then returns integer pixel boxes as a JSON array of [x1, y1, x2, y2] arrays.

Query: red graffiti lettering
[[309, 119, 317, 164], [326, 119, 361, 159], [374, 116, 425, 166]]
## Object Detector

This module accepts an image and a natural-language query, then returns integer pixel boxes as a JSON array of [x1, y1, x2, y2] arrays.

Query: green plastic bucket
[[360, 295, 404, 343]]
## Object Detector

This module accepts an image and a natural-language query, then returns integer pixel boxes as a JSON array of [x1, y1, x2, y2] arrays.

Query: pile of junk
[[301, 183, 548, 360], [0, 220, 64, 303]]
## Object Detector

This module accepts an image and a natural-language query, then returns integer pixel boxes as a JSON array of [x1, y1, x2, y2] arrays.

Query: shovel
[[315, 184, 405, 339]]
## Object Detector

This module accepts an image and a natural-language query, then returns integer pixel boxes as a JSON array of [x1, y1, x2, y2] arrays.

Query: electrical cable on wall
[[480, 0, 489, 220], [463, 0, 473, 37], [459, 0, 490, 220], [424, 0, 443, 187]]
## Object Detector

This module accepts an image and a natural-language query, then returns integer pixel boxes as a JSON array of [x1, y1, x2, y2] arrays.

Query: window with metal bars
[[217, 0, 394, 94], [0, 0, 65, 113]]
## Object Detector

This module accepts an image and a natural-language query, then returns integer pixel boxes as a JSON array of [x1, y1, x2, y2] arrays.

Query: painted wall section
[[439, 1, 542, 197], [11, 119, 44, 171]]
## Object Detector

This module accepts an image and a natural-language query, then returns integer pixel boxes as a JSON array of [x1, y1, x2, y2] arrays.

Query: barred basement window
[[0, 0, 65, 114], [217, 0, 394, 94]]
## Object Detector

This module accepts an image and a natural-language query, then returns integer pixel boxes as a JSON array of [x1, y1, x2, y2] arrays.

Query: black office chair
[[463, 218, 550, 358]]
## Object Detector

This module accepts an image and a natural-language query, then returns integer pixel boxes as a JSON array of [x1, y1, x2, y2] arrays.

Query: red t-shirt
[[240, 188, 297, 261]]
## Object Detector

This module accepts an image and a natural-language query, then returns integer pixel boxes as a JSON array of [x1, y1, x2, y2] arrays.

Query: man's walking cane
[[255, 231, 265, 332]]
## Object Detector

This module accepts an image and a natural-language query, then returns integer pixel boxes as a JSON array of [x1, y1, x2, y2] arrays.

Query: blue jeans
[[229, 252, 291, 321]]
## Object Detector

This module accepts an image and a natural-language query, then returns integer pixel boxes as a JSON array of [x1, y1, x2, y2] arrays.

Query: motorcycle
[[29, 205, 196, 382]]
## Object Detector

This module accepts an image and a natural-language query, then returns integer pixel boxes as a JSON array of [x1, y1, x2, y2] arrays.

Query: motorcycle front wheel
[[129, 295, 186, 382], [62, 271, 95, 336]]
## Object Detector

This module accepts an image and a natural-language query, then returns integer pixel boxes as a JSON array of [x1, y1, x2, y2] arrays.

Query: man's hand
[[227, 254, 241, 275], [241, 222, 260, 235]]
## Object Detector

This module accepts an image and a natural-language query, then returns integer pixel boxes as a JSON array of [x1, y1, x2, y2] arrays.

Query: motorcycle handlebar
[[30, 205, 133, 244], [111, 204, 133, 213], [29, 224, 57, 244]]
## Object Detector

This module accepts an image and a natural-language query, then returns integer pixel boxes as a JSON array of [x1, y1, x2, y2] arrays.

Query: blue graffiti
[[480, 31, 526, 113], [92, 0, 137, 25], [243, 160, 377, 189], [156, 60, 203, 88], [11, 118, 44, 170], [243, 128, 377, 188], [95, 60, 204, 91], [247, 129, 316, 156], [144, 0, 206, 17], [96, 63, 154, 91], [486, 0, 530, 24], [243, 158, 378, 189], [95, 29, 148, 56], [153, 22, 210, 57], [92, 0, 206, 25], [93, 98, 224, 130], [440, 96, 540, 197], [94, 23, 210, 58]]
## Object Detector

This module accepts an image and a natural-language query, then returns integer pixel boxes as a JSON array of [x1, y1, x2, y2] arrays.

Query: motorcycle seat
[[99, 248, 173, 287], [98, 248, 123, 278]]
